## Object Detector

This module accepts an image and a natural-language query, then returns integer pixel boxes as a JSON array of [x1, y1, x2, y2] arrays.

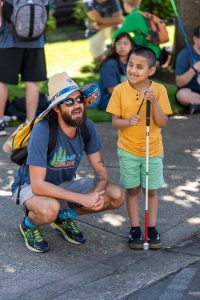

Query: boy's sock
[[57, 208, 78, 220], [23, 216, 37, 229]]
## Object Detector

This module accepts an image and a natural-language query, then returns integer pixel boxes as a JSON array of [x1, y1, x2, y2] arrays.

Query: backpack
[[139, 12, 169, 45], [3, 117, 90, 166], [3, 0, 48, 41]]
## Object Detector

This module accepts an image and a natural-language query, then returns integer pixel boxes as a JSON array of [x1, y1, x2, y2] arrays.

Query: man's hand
[[80, 190, 105, 211]]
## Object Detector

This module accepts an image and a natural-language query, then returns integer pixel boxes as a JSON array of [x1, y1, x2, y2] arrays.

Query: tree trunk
[[174, 0, 200, 58]]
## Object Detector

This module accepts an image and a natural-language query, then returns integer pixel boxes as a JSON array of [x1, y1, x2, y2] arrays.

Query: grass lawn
[[8, 25, 183, 122]]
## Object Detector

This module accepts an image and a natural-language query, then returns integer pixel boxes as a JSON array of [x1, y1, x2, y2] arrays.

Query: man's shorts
[[118, 148, 164, 190], [89, 28, 112, 58], [12, 177, 95, 206], [0, 48, 47, 84]]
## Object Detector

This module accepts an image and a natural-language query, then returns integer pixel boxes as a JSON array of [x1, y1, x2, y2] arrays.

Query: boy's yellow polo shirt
[[106, 80, 172, 157]]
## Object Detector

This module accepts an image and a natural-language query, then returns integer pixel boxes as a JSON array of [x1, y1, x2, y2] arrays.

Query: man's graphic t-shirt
[[11, 119, 102, 193]]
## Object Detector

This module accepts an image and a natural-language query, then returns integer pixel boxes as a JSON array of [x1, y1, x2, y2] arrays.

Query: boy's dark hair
[[194, 25, 200, 38], [129, 47, 157, 68]]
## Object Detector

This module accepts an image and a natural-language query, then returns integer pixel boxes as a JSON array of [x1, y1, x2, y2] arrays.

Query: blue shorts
[[118, 148, 164, 190]]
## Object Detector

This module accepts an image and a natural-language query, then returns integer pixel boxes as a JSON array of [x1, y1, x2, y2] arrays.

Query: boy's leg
[[141, 155, 163, 249], [148, 189, 158, 227], [126, 187, 144, 249], [126, 187, 141, 227]]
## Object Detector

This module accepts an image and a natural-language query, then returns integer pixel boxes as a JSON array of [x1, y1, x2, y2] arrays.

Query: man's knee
[[106, 184, 125, 209], [30, 199, 60, 224]]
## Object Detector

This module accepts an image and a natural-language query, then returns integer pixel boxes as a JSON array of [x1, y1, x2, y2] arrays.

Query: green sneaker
[[51, 218, 86, 245], [19, 223, 49, 253]]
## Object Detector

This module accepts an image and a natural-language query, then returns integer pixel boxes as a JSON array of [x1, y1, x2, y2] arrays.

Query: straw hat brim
[[39, 83, 100, 119]]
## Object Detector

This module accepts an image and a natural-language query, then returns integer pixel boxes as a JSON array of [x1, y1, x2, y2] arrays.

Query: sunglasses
[[61, 95, 84, 107]]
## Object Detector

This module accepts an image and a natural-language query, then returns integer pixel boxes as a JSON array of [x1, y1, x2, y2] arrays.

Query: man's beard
[[60, 108, 86, 127]]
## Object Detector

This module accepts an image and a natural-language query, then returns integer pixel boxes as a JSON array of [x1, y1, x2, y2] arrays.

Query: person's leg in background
[[0, 82, 8, 136], [25, 82, 39, 121], [176, 88, 200, 114], [89, 28, 112, 62], [22, 48, 47, 122]]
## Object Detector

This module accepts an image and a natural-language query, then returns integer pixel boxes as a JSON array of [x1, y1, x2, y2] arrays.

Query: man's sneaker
[[148, 227, 161, 250], [189, 104, 200, 115], [0, 120, 7, 136], [19, 223, 49, 253], [128, 227, 144, 249], [51, 218, 86, 245]]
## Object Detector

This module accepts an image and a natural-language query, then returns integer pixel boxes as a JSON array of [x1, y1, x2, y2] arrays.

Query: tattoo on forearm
[[94, 175, 106, 185], [98, 160, 105, 167]]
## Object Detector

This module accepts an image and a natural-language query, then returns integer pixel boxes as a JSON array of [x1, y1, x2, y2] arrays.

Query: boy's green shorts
[[118, 148, 164, 190]]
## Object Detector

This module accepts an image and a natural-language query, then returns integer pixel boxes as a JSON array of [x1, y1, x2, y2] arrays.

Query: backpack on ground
[[3, 0, 48, 41], [3, 117, 90, 166], [139, 12, 169, 45]]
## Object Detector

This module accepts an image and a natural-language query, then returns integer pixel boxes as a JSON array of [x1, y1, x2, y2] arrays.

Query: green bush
[[141, 0, 174, 22], [119, 0, 173, 23], [73, 0, 86, 28], [45, 7, 57, 33]]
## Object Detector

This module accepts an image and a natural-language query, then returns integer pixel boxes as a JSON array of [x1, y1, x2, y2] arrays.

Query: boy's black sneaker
[[0, 120, 7, 136], [148, 227, 161, 250], [19, 222, 49, 253], [128, 227, 144, 250], [189, 104, 200, 115]]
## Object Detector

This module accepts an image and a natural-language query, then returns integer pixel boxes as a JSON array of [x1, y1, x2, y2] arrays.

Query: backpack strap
[[80, 120, 90, 149], [48, 119, 58, 156]]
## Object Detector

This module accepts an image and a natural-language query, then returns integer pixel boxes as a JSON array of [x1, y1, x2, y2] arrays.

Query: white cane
[[143, 100, 151, 250]]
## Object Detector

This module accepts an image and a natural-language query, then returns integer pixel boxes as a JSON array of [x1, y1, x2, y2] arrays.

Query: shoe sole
[[19, 224, 49, 253], [129, 243, 144, 250], [50, 223, 82, 245], [149, 243, 161, 250]]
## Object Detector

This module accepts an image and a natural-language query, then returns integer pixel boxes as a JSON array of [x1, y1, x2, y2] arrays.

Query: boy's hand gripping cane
[[143, 100, 151, 250]]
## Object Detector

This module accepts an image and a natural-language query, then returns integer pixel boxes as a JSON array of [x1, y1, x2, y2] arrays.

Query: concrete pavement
[[0, 114, 200, 299]]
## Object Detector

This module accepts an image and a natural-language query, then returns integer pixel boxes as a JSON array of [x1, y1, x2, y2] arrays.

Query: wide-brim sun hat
[[39, 72, 100, 119]]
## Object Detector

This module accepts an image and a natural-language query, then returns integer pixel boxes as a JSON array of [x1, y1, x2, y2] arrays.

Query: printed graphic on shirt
[[50, 146, 82, 168]]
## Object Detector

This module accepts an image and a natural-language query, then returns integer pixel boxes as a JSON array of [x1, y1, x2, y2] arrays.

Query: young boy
[[106, 47, 172, 249]]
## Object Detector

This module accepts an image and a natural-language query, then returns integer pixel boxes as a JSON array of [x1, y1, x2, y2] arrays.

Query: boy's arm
[[112, 114, 140, 129], [144, 91, 168, 128]]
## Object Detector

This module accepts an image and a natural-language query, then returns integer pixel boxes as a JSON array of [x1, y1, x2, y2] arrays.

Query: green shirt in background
[[112, 8, 160, 59]]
